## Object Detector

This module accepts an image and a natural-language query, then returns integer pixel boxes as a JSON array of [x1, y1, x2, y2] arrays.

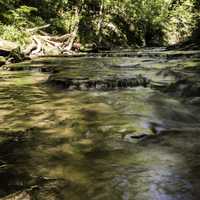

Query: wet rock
[[123, 133, 149, 143], [164, 78, 200, 97], [156, 68, 184, 80], [189, 97, 200, 105], [150, 81, 169, 91], [7, 48, 29, 64], [147, 121, 166, 134], [43, 44, 62, 56], [181, 83, 200, 97], [79, 83, 88, 90], [109, 63, 141, 68], [1, 61, 54, 72], [0, 191, 31, 200]]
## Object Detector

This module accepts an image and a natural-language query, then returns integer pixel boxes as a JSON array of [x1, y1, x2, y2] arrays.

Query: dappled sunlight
[[0, 0, 200, 198], [0, 52, 200, 199]]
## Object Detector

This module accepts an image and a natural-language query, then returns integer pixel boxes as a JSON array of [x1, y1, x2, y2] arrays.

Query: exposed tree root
[[0, 23, 82, 62], [24, 29, 80, 57]]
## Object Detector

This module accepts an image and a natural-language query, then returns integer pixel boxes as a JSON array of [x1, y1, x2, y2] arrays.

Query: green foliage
[[0, 24, 29, 45], [166, 0, 199, 44], [0, 0, 199, 46], [3, 5, 38, 27]]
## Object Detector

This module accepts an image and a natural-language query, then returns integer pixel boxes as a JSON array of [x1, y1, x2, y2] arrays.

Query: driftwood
[[23, 23, 80, 57], [23, 40, 37, 55], [27, 24, 50, 33], [1, 22, 81, 60]]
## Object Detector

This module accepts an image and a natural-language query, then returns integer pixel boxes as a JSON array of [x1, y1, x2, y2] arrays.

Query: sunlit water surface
[[0, 51, 200, 200]]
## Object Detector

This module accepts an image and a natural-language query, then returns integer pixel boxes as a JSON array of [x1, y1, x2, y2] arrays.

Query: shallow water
[[0, 49, 200, 200]]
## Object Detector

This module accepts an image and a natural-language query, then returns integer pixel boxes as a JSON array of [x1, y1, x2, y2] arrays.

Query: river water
[[0, 49, 200, 200]]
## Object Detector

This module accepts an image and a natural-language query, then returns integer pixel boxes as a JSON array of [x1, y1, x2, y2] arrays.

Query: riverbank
[[0, 36, 85, 67]]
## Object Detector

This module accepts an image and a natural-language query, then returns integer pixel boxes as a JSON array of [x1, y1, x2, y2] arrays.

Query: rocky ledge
[[47, 74, 150, 90]]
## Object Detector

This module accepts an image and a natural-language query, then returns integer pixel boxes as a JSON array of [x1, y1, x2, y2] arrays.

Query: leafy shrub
[[0, 24, 29, 45], [2, 5, 38, 27]]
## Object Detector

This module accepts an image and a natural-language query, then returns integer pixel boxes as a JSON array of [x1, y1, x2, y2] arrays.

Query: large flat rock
[[0, 39, 18, 56]]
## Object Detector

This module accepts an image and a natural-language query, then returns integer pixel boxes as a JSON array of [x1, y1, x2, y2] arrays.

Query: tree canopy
[[0, 0, 199, 47]]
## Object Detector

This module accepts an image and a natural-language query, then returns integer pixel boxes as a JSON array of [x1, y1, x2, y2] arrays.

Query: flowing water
[[0, 49, 200, 200]]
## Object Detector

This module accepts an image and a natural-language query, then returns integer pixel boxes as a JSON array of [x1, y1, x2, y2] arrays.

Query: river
[[0, 48, 200, 200]]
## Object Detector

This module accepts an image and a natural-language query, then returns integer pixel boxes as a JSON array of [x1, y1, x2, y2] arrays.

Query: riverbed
[[0, 48, 200, 200]]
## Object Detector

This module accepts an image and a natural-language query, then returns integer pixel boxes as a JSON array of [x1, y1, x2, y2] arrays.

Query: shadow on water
[[0, 52, 200, 199]]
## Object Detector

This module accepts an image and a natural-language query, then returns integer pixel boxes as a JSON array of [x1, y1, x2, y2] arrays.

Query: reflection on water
[[0, 54, 200, 200]]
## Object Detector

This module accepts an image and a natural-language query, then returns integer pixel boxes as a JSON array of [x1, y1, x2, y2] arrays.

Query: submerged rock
[[189, 97, 200, 105], [123, 133, 149, 143], [166, 79, 200, 97], [122, 125, 156, 143]]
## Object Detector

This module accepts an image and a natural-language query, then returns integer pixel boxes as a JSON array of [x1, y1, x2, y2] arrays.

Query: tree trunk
[[97, 0, 104, 43], [64, 6, 80, 51]]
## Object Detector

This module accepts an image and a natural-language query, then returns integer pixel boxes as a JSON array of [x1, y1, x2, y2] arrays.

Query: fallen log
[[27, 24, 50, 33], [49, 34, 72, 42], [0, 26, 80, 59], [23, 39, 37, 55], [31, 36, 42, 56]]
